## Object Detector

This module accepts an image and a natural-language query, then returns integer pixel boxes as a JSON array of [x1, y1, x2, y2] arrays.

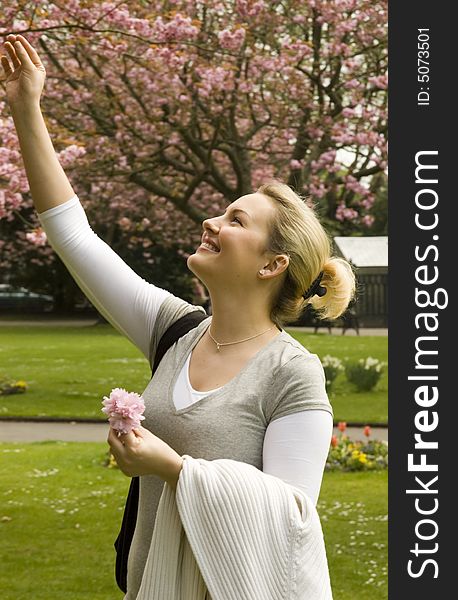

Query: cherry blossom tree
[[0, 0, 387, 307]]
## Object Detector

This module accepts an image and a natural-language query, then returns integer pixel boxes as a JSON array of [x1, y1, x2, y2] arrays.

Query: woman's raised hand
[[1, 34, 46, 108]]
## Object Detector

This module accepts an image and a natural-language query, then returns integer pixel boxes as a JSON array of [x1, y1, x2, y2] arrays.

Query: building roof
[[333, 236, 388, 268]]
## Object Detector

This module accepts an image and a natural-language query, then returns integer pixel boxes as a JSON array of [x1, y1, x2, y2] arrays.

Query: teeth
[[201, 241, 219, 252]]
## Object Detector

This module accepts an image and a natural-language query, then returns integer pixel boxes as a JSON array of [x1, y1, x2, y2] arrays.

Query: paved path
[[0, 420, 387, 443], [0, 421, 110, 442]]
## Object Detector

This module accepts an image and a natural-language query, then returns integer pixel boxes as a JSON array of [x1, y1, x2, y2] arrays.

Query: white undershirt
[[37, 194, 333, 505]]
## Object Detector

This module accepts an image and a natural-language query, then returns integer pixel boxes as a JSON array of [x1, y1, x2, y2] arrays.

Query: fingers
[[2, 34, 42, 71], [121, 430, 138, 446], [11, 39, 36, 71], [107, 427, 136, 449], [3, 41, 20, 70], [107, 427, 121, 450], [16, 34, 44, 67], [0, 55, 12, 79]]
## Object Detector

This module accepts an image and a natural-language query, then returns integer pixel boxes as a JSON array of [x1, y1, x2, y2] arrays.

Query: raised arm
[[37, 196, 172, 359], [2, 34, 173, 358], [1, 34, 75, 212]]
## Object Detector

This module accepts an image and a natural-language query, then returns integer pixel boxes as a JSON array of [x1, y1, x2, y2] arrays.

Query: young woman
[[3, 35, 356, 598]]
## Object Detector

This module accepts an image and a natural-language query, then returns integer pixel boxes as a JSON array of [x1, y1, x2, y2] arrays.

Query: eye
[[231, 216, 242, 225]]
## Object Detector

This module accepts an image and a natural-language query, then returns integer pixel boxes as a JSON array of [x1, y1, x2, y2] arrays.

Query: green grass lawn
[[0, 325, 152, 420], [0, 442, 387, 600], [288, 330, 388, 424], [319, 470, 387, 598], [0, 325, 387, 423]]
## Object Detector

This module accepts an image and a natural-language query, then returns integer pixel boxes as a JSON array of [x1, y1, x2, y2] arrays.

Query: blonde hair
[[257, 180, 356, 328]]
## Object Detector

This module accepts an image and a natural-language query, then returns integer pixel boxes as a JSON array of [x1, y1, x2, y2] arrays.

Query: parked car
[[0, 284, 54, 313]]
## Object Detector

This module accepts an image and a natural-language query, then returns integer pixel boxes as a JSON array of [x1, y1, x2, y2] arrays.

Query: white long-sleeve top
[[37, 195, 332, 505]]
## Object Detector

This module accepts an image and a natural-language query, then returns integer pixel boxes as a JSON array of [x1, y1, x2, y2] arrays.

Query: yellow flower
[[107, 453, 118, 469], [15, 381, 27, 388], [358, 453, 368, 464], [351, 450, 360, 459]]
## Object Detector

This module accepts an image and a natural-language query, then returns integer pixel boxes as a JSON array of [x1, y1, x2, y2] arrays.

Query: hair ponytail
[[257, 180, 356, 328], [307, 257, 356, 321]]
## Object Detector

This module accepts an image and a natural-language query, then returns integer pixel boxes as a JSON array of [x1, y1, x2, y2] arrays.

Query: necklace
[[208, 324, 276, 351]]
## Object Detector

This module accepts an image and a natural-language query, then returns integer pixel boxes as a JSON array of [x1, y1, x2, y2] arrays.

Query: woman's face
[[187, 192, 278, 292]]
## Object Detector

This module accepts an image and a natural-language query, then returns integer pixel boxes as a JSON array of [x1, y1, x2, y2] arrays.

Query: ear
[[258, 254, 290, 279]]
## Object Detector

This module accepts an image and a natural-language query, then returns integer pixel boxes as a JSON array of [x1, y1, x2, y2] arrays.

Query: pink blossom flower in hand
[[102, 387, 145, 435]]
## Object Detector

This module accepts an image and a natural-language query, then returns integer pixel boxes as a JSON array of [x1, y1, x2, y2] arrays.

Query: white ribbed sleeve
[[136, 455, 333, 600]]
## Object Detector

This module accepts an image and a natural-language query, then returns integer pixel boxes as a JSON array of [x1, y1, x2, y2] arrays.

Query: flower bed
[[0, 376, 27, 395], [327, 423, 388, 472]]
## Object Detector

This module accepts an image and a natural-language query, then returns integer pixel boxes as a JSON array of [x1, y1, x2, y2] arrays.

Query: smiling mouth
[[199, 241, 220, 253]]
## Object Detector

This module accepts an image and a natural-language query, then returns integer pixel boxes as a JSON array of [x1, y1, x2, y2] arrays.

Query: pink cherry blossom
[[290, 159, 305, 170], [344, 79, 363, 90], [368, 75, 388, 89], [118, 217, 132, 230], [361, 214, 375, 227], [1, 0, 387, 293], [335, 203, 359, 222], [102, 387, 146, 435], [25, 228, 47, 247], [236, 0, 265, 18], [218, 27, 246, 51]]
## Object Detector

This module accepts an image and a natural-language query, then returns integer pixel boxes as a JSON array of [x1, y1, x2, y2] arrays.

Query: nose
[[202, 216, 220, 233]]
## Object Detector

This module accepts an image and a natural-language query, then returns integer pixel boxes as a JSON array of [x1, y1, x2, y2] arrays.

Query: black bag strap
[[151, 308, 208, 377], [114, 308, 208, 593], [114, 477, 139, 593]]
